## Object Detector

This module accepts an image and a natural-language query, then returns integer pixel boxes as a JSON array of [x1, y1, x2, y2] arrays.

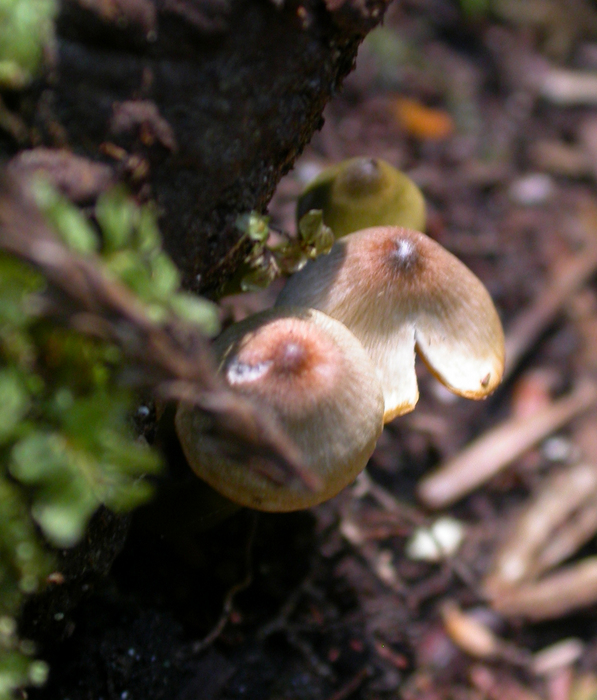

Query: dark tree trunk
[[9, 0, 390, 293]]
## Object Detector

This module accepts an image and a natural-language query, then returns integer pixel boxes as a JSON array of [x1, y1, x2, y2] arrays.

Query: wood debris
[[418, 381, 597, 510]]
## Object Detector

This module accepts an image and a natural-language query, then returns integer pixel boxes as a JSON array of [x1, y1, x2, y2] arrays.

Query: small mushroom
[[276, 226, 505, 421], [297, 157, 426, 237], [175, 307, 384, 511]]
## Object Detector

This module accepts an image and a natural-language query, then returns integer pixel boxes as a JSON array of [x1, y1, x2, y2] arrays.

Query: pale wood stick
[[484, 463, 597, 595], [440, 601, 499, 660], [541, 68, 597, 106], [504, 245, 597, 380], [418, 381, 597, 510], [491, 557, 597, 621], [533, 490, 597, 578]]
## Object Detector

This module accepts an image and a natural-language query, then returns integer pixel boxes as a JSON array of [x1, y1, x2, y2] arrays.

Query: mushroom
[[297, 157, 426, 238], [175, 307, 384, 511], [276, 226, 505, 421]]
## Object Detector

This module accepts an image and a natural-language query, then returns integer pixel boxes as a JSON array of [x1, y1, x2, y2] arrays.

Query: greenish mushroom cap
[[297, 157, 426, 238]]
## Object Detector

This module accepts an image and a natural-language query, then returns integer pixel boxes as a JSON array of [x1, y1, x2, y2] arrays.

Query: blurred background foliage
[[0, 0, 56, 89]]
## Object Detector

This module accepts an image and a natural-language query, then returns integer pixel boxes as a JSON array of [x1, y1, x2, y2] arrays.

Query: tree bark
[[10, 0, 390, 293]]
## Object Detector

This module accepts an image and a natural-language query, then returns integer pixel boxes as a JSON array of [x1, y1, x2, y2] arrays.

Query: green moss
[[222, 209, 335, 295], [0, 183, 219, 698]]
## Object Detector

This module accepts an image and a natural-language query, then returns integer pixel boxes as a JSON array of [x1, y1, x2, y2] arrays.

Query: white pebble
[[542, 435, 573, 462], [406, 517, 465, 562], [509, 174, 554, 206]]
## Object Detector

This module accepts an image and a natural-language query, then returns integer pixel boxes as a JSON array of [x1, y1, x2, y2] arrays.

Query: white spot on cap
[[227, 360, 272, 385], [391, 238, 418, 271]]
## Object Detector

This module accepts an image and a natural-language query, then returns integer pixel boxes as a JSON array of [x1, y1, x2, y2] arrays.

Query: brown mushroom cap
[[175, 307, 384, 511], [276, 226, 505, 422]]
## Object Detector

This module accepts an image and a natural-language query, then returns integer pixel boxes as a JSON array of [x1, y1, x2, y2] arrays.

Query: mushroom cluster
[[175, 165, 505, 513], [276, 226, 505, 422]]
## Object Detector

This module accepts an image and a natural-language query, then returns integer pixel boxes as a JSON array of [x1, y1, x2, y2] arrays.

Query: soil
[[29, 1, 597, 698]]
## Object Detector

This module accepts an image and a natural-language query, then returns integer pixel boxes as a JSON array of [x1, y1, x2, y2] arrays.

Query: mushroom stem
[[418, 379, 597, 510]]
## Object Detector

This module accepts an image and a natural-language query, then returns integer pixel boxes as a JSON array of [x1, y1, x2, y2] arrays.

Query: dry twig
[[535, 490, 597, 576], [540, 68, 597, 106], [418, 380, 597, 510], [484, 463, 597, 595], [490, 557, 597, 621], [504, 244, 597, 380], [325, 667, 372, 700]]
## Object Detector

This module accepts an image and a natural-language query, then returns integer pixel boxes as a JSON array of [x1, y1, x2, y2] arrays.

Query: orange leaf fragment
[[391, 97, 454, 141]]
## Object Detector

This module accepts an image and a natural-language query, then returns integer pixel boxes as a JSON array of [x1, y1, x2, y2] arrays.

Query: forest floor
[[31, 1, 597, 698]]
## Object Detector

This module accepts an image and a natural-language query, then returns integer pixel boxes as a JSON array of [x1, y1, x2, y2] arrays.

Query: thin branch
[[418, 380, 597, 510], [191, 512, 258, 654], [490, 557, 597, 621], [504, 242, 597, 380]]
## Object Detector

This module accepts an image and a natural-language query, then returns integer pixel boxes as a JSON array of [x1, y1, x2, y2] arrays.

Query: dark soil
[[30, 1, 597, 698]]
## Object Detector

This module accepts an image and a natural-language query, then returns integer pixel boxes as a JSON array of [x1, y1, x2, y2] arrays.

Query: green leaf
[[28, 660, 48, 687], [0, 0, 57, 89], [298, 209, 333, 253], [0, 649, 31, 699], [104, 250, 153, 299], [0, 255, 42, 329], [236, 211, 270, 242], [169, 293, 220, 336], [30, 179, 98, 254], [31, 482, 98, 548], [136, 205, 162, 255], [0, 371, 28, 445], [0, 178, 185, 697], [10, 433, 69, 483], [150, 252, 180, 300], [98, 431, 161, 476], [106, 479, 153, 511], [240, 256, 279, 292], [0, 60, 29, 88], [96, 186, 138, 252]]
